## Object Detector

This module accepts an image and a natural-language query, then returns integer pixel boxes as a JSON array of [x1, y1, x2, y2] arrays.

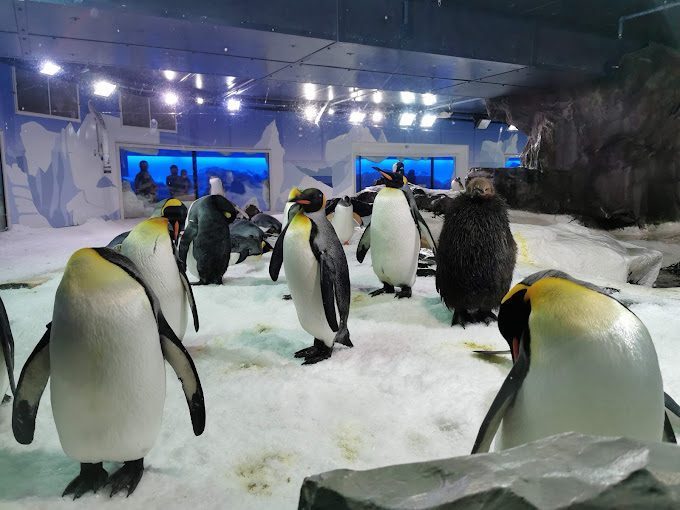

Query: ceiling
[[0, 0, 676, 116]]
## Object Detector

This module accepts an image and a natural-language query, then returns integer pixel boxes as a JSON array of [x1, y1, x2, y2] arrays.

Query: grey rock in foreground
[[298, 432, 680, 510]]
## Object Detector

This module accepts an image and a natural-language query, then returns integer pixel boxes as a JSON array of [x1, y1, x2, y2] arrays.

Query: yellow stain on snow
[[513, 231, 534, 264]]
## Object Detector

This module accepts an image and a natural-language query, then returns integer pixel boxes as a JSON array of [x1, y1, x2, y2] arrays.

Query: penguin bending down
[[471, 270, 670, 454], [251, 213, 282, 235], [436, 177, 516, 327], [12, 248, 205, 498], [179, 195, 237, 285], [270, 188, 353, 364], [229, 219, 274, 264], [0, 296, 16, 400], [357, 169, 436, 299], [327, 196, 357, 245], [120, 217, 199, 340], [282, 187, 301, 228]]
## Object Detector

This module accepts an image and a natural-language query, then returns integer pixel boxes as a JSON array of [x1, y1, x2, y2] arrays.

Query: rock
[[298, 432, 680, 510], [486, 44, 680, 228]]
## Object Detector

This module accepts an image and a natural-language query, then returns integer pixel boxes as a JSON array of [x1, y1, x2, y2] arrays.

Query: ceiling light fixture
[[400, 91, 415, 104], [226, 76, 236, 88], [93, 80, 116, 97], [422, 93, 437, 106], [304, 105, 318, 122], [420, 113, 437, 128], [196, 97, 204, 105], [508, 124, 518, 131], [372, 111, 384, 124], [163, 91, 179, 106], [227, 98, 241, 111], [399, 112, 416, 127], [303, 83, 317, 100], [373, 91, 383, 103], [195, 74, 203, 89], [349, 110, 366, 124], [163, 69, 177, 81], [327, 87, 334, 101], [475, 118, 491, 129], [39, 61, 61, 76]]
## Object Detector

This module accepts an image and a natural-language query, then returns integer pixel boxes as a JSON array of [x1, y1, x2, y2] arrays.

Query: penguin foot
[[294, 345, 318, 358], [474, 310, 498, 325], [395, 286, 412, 299], [369, 283, 395, 297], [62, 462, 108, 499], [282, 294, 292, 300], [296, 339, 332, 364], [106, 458, 144, 497], [1, 394, 11, 405], [451, 309, 473, 328]]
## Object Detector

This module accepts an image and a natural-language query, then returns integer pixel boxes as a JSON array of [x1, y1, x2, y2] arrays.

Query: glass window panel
[[48, 78, 79, 119], [149, 96, 177, 131], [15, 67, 49, 115], [121, 92, 150, 128], [433, 157, 456, 189]]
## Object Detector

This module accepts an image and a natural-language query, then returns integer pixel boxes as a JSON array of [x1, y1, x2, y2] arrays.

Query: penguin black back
[[435, 178, 517, 319]]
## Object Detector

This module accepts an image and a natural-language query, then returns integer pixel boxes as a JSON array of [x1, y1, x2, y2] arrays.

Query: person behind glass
[[134, 160, 157, 201], [166, 164, 184, 197], [179, 169, 192, 195]]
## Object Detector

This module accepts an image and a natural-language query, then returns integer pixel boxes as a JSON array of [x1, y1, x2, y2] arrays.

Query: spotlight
[[422, 93, 437, 106], [349, 110, 366, 124], [196, 97, 204, 105], [227, 98, 241, 111], [93, 80, 116, 97], [372, 111, 384, 124], [304, 105, 318, 122], [372, 91, 383, 103], [163, 92, 179, 106], [508, 124, 518, 131], [399, 112, 416, 126], [420, 113, 437, 128], [226, 76, 236, 88], [475, 118, 491, 129], [39, 61, 61, 76], [303, 83, 316, 100], [163, 70, 177, 81], [195, 74, 203, 89], [400, 91, 415, 104]]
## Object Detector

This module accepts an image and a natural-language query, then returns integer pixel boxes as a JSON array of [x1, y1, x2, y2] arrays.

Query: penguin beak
[[379, 171, 393, 181], [172, 221, 180, 243]]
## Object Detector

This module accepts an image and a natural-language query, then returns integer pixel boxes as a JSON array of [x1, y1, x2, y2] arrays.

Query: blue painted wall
[[0, 62, 526, 227]]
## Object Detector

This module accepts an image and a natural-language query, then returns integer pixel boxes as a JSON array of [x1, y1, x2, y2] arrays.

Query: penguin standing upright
[[0, 296, 16, 400], [270, 188, 353, 364], [120, 217, 199, 340], [327, 196, 357, 245], [282, 187, 301, 228], [471, 270, 672, 454], [179, 195, 237, 285], [357, 169, 436, 298], [436, 177, 516, 327], [13, 248, 205, 498]]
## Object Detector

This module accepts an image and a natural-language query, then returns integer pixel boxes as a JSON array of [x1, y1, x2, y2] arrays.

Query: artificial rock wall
[[487, 44, 680, 228]]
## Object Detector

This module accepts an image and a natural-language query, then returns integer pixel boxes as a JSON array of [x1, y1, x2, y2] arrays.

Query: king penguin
[[13, 247, 205, 498], [357, 169, 437, 298], [328, 196, 357, 245], [120, 217, 199, 340], [179, 194, 237, 285], [282, 186, 301, 228], [270, 188, 353, 364], [0, 296, 16, 400], [471, 269, 673, 454]]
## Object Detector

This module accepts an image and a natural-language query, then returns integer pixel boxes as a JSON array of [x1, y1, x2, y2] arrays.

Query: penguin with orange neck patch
[[357, 169, 436, 299], [270, 188, 352, 364]]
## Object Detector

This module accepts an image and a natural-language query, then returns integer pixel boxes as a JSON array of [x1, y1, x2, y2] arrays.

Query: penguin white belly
[[331, 205, 355, 244], [186, 240, 199, 279], [282, 202, 293, 228], [121, 241, 188, 340], [497, 316, 664, 449], [370, 189, 419, 287], [0, 348, 7, 397], [50, 283, 166, 463], [284, 216, 336, 346]]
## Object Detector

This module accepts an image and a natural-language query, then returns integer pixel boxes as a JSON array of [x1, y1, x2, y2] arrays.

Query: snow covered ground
[[1, 215, 679, 509]]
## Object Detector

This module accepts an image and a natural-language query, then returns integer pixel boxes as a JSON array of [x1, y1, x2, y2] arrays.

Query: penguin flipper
[[350, 198, 373, 218], [178, 221, 196, 266], [158, 314, 206, 436], [235, 249, 249, 264], [402, 186, 437, 254], [325, 198, 340, 216], [106, 231, 130, 248], [471, 339, 530, 454], [13, 323, 51, 444], [356, 223, 371, 263], [665, 392, 680, 418], [319, 252, 340, 333], [269, 223, 290, 281], [0, 297, 16, 395], [178, 268, 200, 332], [663, 412, 677, 443]]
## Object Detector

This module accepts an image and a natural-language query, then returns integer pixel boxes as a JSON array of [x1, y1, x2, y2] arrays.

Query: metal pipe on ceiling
[[618, 1, 680, 39]]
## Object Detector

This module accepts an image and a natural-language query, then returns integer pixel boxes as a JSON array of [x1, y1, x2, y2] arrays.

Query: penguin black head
[[379, 170, 407, 189], [290, 188, 325, 213], [161, 198, 187, 244], [498, 283, 531, 362], [466, 177, 495, 199], [392, 161, 405, 175], [209, 195, 238, 224]]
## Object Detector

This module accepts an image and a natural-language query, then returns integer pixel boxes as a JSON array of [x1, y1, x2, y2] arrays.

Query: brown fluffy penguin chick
[[435, 177, 517, 327]]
